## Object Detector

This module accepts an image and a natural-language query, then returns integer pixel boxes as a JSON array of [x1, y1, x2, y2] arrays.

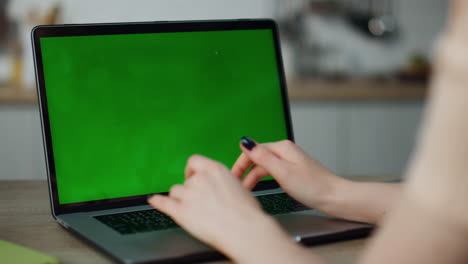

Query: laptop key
[[95, 192, 310, 235], [257, 192, 309, 215]]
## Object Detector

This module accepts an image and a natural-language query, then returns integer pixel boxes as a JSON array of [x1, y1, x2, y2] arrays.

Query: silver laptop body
[[32, 19, 371, 264]]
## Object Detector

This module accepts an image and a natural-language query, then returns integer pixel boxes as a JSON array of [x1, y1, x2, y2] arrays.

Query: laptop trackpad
[[275, 212, 371, 239]]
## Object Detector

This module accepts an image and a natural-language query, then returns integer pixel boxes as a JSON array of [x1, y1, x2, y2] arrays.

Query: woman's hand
[[232, 137, 402, 224], [147, 154, 305, 263], [232, 137, 348, 210]]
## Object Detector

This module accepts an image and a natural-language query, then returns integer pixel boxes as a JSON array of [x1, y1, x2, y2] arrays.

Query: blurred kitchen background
[[0, 0, 447, 180]]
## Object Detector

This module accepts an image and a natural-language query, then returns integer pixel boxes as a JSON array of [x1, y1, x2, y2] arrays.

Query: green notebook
[[0, 240, 59, 264]]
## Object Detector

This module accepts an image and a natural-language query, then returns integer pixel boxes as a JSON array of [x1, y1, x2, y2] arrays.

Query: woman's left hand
[[147, 154, 293, 262]]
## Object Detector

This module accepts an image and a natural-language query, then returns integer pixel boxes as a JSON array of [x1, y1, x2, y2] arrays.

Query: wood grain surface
[[0, 180, 377, 264]]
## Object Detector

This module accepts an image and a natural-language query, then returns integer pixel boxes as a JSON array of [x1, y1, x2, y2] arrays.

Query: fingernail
[[241, 136, 256, 150]]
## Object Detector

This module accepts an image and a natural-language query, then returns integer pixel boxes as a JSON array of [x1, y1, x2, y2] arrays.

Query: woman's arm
[[360, 1, 468, 262], [360, 195, 468, 264], [320, 180, 402, 225]]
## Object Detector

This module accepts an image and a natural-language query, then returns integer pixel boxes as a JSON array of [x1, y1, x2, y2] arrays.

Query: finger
[[263, 140, 304, 163], [240, 137, 289, 180], [242, 165, 269, 189], [168, 184, 185, 200], [185, 154, 226, 179], [231, 152, 254, 179], [147, 194, 180, 217], [184, 174, 194, 185], [232, 140, 299, 179]]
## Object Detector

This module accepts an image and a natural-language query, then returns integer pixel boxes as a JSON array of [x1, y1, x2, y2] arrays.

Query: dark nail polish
[[241, 136, 256, 150]]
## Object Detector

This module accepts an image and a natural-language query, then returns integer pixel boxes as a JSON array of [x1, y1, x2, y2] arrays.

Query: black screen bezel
[[31, 19, 294, 216]]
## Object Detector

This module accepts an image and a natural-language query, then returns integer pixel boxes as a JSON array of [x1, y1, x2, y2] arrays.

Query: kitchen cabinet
[[290, 101, 424, 177], [290, 102, 343, 173], [0, 101, 424, 180], [0, 105, 46, 180]]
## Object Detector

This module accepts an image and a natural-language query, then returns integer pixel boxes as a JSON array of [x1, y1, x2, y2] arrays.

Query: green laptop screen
[[40, 29, 288, 205]]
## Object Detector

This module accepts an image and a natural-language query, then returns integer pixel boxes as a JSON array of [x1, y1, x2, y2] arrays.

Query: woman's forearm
[[318, 179, 402, 225], [360, 194, 468, 264]]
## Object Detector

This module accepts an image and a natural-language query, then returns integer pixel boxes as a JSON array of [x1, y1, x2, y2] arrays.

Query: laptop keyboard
[[258, 192, 309, 215], [95, 209, 178, 235], [95, 192, 309, 235]]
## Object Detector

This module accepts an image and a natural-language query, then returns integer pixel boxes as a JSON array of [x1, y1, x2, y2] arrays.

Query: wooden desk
[[0, 180, 372, 264]]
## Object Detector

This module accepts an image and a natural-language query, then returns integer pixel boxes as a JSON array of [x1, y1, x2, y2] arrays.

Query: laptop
[[32, 19, 371, 264]]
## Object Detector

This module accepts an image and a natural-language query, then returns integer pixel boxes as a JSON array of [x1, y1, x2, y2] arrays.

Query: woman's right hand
[[231, 137, 350, 210]]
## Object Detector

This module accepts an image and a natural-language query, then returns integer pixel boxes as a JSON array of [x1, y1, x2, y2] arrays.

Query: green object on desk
[[0, 240, 59, 264]]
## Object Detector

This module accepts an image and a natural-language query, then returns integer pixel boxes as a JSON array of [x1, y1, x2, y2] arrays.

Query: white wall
[[60, 0, 275, 23], [8, 0, 448, 80]]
